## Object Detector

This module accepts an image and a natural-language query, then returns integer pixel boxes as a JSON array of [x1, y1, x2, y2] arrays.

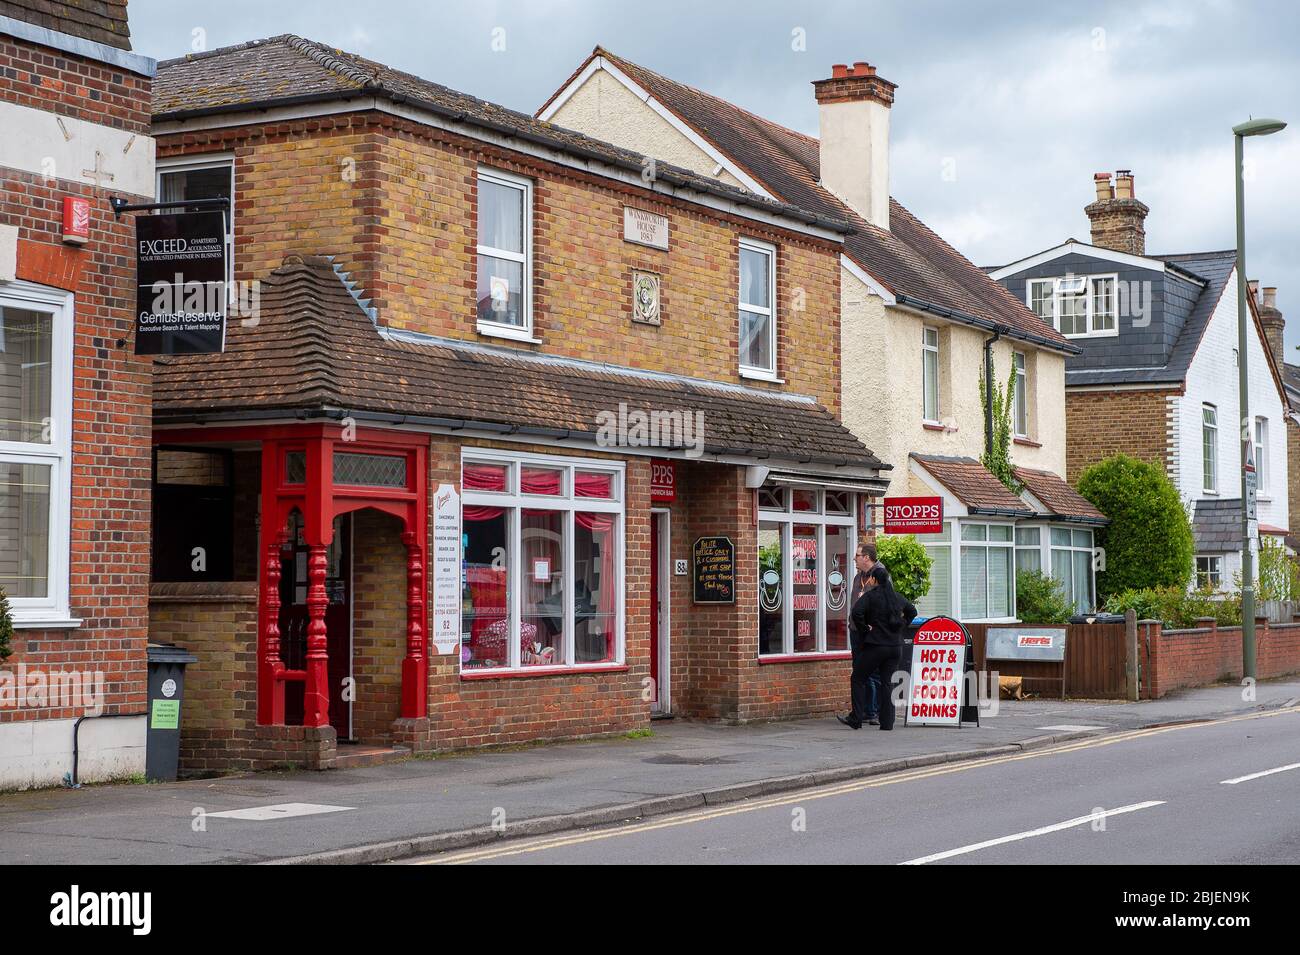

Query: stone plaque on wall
[[632, 270, 661, 325], [624, 206, 669, 250]]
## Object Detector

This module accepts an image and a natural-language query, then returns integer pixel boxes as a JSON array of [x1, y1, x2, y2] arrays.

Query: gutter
[[153, 88, 854, 235], [894, 293, 1081, 356], [968, 506, 1035, 519], [152, 405, 888, 472]]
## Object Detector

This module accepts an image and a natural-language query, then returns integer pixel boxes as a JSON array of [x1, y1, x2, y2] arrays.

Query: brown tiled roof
[[0, 0, 130, 50], [911, 454, 1032, 516], [1013, 466, 1108, 524], [559, 48, 1073, 354], [151, 36, 851, 235], [152, 256, 885, 471]]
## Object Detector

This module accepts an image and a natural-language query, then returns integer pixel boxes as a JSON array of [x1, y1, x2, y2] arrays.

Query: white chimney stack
[[813, 61, 896, 231]]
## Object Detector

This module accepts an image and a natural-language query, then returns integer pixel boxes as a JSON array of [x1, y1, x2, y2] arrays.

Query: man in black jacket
[[839, 563, 916, 731]]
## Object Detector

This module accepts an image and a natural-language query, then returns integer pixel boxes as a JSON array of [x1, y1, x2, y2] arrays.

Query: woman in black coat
[[838, 565, 917, 731]]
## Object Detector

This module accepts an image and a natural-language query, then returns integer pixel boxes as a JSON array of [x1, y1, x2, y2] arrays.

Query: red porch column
[[257, 527, 288, 725], [401, 529, 428, 719], [302, 543, 331, 727]]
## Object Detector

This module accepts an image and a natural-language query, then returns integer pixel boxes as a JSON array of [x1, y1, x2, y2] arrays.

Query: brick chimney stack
[[813, 61, 897, 230], [1085, 169, 1149, 255], [1259, 284, 1285, 369]]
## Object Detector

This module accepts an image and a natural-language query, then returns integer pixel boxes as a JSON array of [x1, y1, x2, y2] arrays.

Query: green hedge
[[1103, 586, 1242, 629], [1077, 454, 1193, 598], [1015, 569, 1074, 624]]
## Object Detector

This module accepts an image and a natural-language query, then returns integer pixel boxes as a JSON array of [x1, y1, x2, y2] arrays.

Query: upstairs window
[[1012, 351, 1028, 437], [1255, 417, 1269, 494], [1202, 404, 1218, 493], [739, 239, 776, 377], [922, 326, 940, 422], [1027, 274, 1120, 339], [476, 169, 532, 338], [157, 157, 234, 283]]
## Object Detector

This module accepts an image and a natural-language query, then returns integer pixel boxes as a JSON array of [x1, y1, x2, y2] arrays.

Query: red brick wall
[[0, 35, 152, 728], [1140, 618, 1300, 698]]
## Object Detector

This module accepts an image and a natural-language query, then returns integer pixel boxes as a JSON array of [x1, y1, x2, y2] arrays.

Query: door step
[[333, 744, 412, 769]]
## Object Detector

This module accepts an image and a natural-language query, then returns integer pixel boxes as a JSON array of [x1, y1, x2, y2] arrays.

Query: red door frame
[[155, 423, 429, 728]]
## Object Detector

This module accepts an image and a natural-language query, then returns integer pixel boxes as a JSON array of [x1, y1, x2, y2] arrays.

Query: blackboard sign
[[692, 536, 735, 604], [135, 210, 227, 355]]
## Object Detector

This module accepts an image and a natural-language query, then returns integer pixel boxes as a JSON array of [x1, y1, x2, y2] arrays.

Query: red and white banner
[[883, 495, 943, 534], [908, 617, 967, 726]]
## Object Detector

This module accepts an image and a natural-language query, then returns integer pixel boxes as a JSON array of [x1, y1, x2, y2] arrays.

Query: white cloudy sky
[[131, 0, 1300, 350]]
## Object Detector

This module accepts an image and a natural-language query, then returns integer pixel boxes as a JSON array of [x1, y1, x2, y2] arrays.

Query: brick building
[[992, 171, 1290, 592], [0, 1, 156, 788], [145, 36, 889, 772]]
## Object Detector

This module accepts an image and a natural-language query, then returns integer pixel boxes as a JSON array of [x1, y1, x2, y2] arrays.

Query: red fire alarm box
[[62, 196, 90, 245]]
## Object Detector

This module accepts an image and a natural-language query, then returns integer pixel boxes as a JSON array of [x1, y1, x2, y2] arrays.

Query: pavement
[[1, 677, 1297, 865]]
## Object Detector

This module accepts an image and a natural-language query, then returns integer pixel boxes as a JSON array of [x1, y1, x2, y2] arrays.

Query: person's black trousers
[[852, 643, 902, 729]]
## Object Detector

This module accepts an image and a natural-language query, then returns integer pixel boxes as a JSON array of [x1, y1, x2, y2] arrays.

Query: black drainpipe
[[983, 328, 1004, 459]]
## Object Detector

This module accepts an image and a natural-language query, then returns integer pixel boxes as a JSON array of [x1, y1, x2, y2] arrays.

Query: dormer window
[[1026, 274, 1119, 339]]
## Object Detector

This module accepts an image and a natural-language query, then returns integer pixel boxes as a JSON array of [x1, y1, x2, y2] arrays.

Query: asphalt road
[[407, 708, 1300, 864]]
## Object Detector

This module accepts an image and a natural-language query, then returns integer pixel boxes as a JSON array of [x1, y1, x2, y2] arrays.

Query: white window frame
[[0, 282, 75, 627], [1012, 350, 1028, 438], [475, 168, 535, 342], [460, 448, 623, 674], [738, 237, 777, 379], [1255, 417, 1269, 496], [156, 154, 235, 286], [956, 520, 1017, 623], [1046, 525, 1097, 614], [1202, 404, 1219, 494], [1195, 555, 1223, 591], [758, 488, 857, 657], [922, 325, 940, 424], [1025, 273, 1120, 339]]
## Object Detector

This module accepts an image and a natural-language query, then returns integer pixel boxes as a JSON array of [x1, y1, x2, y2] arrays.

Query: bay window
[[960, 523, 1014, 620], [1049, 527, 1095, 613], [476, 168, 532, 338], [758, 486, 855, 656], [461, 452, 622, 671], [739, 239, 776, 377], [914, 522, 952, 618], [1015, 526, 1041, 574], [0, 284, 73, 625], [1195, 555, 1223, 591]]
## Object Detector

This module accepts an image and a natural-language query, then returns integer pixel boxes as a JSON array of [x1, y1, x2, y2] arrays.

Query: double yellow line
[[412, 705, 1300, 865]]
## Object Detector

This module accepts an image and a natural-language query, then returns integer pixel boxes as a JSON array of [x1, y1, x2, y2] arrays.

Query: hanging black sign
[[134, 210, 227, 355], [692, 536, 735, 604]]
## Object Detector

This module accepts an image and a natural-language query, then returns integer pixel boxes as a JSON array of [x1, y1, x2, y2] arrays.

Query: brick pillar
[[302, 543, 331, 727]]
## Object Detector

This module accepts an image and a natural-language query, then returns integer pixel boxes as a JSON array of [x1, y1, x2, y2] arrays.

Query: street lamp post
[[1233, 117, 1286, 681]]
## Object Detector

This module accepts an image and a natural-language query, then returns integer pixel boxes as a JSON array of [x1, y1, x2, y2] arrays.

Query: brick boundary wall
[[1139, 617, 1300, 698]]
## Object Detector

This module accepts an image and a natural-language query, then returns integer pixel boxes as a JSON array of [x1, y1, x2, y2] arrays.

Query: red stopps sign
[[883, 495, 943, 534], [650, 459, 676, 503]]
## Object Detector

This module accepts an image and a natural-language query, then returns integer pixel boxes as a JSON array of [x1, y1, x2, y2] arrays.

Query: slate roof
[[1013, 466, 1108, 524], [1062, 250, 1238, 388], [151, 35, 851, 235], [0, 0, 130, 50], [1282, 361, 1300, 409], [911, 454, 1033, 517], [544, 48, 1074, 355], [1192, 498, 1247, 552], [152, 256, 885, 471]]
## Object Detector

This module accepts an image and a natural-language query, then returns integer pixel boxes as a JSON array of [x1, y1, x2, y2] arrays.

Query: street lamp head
[[1234, 118, 1287, 137]]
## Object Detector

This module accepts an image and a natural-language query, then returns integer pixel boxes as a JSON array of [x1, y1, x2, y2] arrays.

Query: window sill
[[476, 322, 542, 345], [759, 652, 852, 664], [740, 368, 783, 384], [922, 421, 954, 432], [1013, 436, 1042, 448], [12, 616, 83, 631], [460, 663, 628, 680]]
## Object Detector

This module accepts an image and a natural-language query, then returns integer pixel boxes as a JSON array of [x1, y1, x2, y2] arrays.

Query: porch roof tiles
[[911, 454, 1033, 517], [1013, 466, 1108, 524], [151, 255, 885, 471]]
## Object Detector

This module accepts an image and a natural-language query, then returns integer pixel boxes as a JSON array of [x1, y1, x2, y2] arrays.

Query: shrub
[[0, 587, 12, 661], [877, 534, 933, 604], [1015, 569, 1074, 624], [1104, 585, 1241, 629], [1077, 454, 1193, 598], [1257, 536, 1300, 602]]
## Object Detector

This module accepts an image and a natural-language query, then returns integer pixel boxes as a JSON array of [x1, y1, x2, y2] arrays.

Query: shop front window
[[461, 454, 622, 671], [758, 486, 856, 656]]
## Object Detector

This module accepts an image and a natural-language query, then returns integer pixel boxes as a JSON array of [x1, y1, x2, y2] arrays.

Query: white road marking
[[207, 802, 354, 821], [900, 801, 1165, 865], [1037, 724, 1108, 732], [1220, 762, 1300, 785]]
